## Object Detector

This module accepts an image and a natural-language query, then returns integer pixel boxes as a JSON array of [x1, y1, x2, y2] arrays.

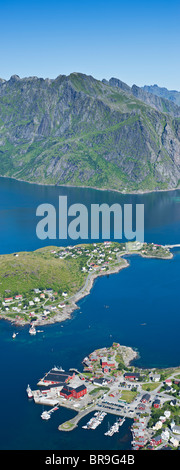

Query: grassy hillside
[[0, 246, 86, 298]]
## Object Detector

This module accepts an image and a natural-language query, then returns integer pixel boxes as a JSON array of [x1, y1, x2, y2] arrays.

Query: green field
[[120, 390, 138, 403], [0, 246, 86, 299]]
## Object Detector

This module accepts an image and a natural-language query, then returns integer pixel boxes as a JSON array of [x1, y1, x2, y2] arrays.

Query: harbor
[[25, 341, 180, 450]]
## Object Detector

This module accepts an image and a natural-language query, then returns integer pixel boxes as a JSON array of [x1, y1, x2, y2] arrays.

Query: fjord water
[[1, 177, 180, 449], [1, 176, 180, 253]]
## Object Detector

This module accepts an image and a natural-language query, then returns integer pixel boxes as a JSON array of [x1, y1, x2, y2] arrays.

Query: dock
[[41, 404, 59, 420]]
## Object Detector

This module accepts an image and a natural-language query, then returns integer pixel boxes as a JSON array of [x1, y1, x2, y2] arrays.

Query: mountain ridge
[[142, 84, 180, 107], [0, 72, 180, 192]]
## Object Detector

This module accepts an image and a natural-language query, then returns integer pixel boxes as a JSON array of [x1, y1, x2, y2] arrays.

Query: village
[[27, 342, 180, 451], [0, 240, 172, 329]]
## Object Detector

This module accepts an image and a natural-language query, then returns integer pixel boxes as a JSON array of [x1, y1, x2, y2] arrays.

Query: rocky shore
[[27, 257, 129, 327]]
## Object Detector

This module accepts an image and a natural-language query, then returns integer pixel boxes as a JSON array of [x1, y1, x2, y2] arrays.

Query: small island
[[28, 342, 180, 451], [0, 241, 172, 327]]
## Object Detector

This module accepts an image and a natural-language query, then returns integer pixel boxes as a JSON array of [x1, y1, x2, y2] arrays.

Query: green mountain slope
[[0, 72, 180, 192]]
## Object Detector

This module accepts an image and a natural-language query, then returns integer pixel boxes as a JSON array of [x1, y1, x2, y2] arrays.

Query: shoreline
[[139, 251, 173, 260], [2, 247, 173, 328], [11, 258, 130, 327], [1, 174, 180, 196]]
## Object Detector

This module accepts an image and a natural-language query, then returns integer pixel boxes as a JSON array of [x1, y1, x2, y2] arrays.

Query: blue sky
[[0, 0, 180, 90]]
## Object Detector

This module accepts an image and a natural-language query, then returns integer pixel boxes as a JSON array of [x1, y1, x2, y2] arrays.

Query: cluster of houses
[[132, 376, 180, 450], [54, 241, 124, 275], [4, 294, 22, 303], [1, 241, 124, 322], [148, 417, 180, 450], [1, 286, 68, 321], [132, 406, 180, 450], [131, 417, 148, 449], [82, 344, 119, 378], [163, 377, 180, 398]]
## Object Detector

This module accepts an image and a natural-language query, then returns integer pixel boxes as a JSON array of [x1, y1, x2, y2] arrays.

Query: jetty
[[58, 403, 128, 432], [58, 405, 97, 431], [164, 244, 180, 248], [41, 404, 59, 420]]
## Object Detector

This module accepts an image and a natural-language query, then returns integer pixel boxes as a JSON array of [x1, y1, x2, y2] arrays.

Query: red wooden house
[[150, 435, 162, 447], [60, 384, 87, 400]]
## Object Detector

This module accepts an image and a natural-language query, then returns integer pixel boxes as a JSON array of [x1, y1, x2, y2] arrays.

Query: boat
[[26, 384, 33, 398], [29, 325, 36, 335], [53, 366, 65, 372], [12, 332, 16, 339], [82, 411, 107, 430], [104, 418, 124, 436]]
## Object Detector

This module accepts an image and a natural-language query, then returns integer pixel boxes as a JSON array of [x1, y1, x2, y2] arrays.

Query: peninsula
[[0, 241, 172, 327]]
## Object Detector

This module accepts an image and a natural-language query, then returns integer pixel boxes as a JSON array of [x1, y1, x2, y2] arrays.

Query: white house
[[43, 309, 50, 315], [161, 429, 169, 441], [172, 425, 180, 435], [152, 374, 161, 382], [170, 437, 179, 447]]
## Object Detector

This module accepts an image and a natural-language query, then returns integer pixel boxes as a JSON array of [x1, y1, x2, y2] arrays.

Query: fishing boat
[[53, 366, 65, 372], [29, 324, 36, 335], [26, 384, 33, 398], [82, 411, 107, 430], [104, 418, 124, 436]]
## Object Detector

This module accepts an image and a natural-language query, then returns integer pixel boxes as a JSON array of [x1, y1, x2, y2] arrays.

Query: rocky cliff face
[[0, 72, 180, 192], [142, 84, 180, 107]]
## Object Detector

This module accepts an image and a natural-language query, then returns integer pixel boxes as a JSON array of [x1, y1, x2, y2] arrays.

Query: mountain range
[[0, 72, 180, 192]]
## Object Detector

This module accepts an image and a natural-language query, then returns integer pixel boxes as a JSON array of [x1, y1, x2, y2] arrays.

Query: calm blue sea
[[0, 177, 180, 449]]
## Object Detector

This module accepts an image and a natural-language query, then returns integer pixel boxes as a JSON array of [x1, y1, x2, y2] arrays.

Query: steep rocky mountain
[[0, 72, 180, 192], [105, 77, 180, 117], [142, 84, 180, 107]]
